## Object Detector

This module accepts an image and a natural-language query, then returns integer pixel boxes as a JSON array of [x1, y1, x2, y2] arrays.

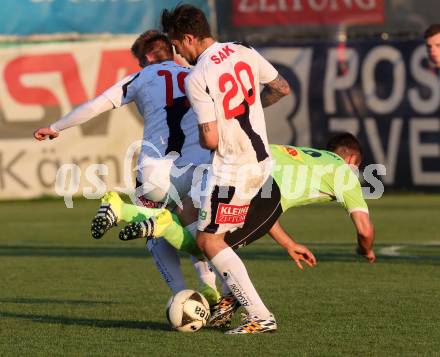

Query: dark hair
[[424, 24, 440, 39], [161, 4, 212, 41], [326, 132, 363, 160], [131, 30, 173, 67]]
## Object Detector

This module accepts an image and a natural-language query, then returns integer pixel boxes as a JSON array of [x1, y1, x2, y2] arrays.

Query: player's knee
[[196, 235, 207, 253], [197, 231, 215, 254]]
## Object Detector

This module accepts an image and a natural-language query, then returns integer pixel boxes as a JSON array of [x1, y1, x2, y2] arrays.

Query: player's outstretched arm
[[33, 72, 140, 140], [260, 74, 291, 108], [350, 211, 376, 263], [33, 94, 115, 141], [268, 220, 317, 270], [33, 95, 114, 140]]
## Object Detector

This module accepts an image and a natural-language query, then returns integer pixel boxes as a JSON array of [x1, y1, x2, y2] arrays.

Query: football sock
[[191, 256, 217, 290], [208, 263, 231, 295], [161, 219, 203, 259], [117, 200, 202, 258], [190, 254, 221, 305], [147, 238, 185, 294], [101, 191, 123, 221], [219, 273, 231, 295], [120, 201, 164, 223], [210, 247, 271, 318]]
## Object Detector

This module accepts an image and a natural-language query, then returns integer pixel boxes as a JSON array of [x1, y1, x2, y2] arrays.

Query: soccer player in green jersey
[[93, 132, 374, 326], [94, 132, 374, 263], [268, 134, 375, 263]]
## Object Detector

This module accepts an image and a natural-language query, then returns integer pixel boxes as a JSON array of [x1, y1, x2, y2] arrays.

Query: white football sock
[[220, 275, 231, 296], [208, 263, 231, 295], [184, 221, 218, 289], [190, 256, 217, 289], [147, 237, 185, 294], [210, 247, 271, 318]]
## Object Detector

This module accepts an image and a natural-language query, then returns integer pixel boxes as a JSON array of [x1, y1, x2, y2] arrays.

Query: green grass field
[[1, 194, 439, 356]]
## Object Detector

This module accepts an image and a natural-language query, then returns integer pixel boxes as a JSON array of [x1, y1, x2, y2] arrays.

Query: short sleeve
[[252, 48, 278, 84], [185, 72, 216, 124], [101, 71, 140, 108], [335, 169, 369, 214]]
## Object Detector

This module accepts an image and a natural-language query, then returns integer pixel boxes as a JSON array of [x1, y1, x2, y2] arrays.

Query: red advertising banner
[[0, 40, 142, 200], [232, 0, 384, 26]]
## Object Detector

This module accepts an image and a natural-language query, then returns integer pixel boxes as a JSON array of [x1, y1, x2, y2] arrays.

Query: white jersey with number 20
[[185, 42, 278, 186]]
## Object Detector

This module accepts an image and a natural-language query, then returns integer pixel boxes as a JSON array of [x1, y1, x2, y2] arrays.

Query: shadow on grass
[[237, 252, 440, 265], [0, 311, 170, 331], [0, 243, 439, 265], [0, 297, 117, 305], [0, 245, 147, 258], [239, 243, 440, 265]]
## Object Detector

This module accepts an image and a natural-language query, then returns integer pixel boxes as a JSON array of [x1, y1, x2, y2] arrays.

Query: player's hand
[[287, 243, 317, 270], [356, 247, 376, 264], [33, 127, 59, 141]]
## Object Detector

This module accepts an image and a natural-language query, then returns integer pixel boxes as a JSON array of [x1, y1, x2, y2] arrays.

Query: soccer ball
[[166, 289, 210, 332]]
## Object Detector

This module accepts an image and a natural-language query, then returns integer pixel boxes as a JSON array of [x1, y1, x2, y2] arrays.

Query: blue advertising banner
[[0, 0, 210, 36], [258, 39, 440, 190]]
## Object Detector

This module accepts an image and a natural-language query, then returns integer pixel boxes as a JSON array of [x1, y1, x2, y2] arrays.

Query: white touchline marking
[[379, 241, 440, 257], [379, 245, 404, 257], [424, 241, 440, 246]]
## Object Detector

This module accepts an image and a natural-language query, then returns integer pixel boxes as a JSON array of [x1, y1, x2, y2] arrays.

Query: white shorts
[[195, 169, 267, 234], [136, 157, 194, 209]]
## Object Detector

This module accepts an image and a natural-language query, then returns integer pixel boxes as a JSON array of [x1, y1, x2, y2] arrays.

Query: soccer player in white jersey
[[33, 30, 219, 304], [161, 5, 291, 334]]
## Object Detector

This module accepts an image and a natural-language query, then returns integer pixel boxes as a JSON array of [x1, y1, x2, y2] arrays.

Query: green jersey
[[270, 144, 368, 214]]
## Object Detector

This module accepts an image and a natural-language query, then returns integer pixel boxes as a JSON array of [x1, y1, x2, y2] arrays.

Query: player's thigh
[[196, 230, 229, 259], [137, 159, 173, 203], [137, 162, 196, 206]]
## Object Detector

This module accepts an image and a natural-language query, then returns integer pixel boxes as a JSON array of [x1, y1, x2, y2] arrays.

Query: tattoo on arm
[[198, 122, 218, 150], [200, 123, 211, 133], [260, 74, 290, 108]]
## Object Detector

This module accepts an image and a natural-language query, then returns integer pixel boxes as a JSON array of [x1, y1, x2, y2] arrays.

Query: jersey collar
[[196, 41, 219, 64]]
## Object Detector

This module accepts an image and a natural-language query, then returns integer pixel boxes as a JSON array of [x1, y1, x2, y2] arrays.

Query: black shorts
[[224, 176, 282, 249]]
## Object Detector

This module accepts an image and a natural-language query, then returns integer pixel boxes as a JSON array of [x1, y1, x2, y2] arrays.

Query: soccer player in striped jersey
[[161, 4, 291, 334], [33, 30, 220, 305]]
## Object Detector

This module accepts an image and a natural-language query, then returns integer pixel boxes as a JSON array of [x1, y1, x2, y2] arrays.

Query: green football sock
[[120, 202, 203, 259], [120, 202, 163, 222], [161, 218, 203, 259]]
